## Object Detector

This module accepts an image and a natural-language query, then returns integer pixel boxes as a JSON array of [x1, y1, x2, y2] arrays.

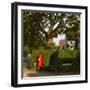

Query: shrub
[[29, 49, 80, 69]]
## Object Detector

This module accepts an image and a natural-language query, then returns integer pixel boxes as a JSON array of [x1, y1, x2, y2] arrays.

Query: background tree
[[23, 11, 80, 56]]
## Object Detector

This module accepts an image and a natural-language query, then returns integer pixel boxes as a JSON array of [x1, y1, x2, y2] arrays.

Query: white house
[[53, 33, 67, 48]]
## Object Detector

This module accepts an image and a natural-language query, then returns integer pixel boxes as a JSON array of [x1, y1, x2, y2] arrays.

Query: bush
[[29, 49, 80, 69], [44, 43, 57, 49]]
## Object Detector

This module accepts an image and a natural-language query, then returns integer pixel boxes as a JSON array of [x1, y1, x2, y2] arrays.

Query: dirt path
[[23, 67, 38, 77], [23, 67, 80, 78]]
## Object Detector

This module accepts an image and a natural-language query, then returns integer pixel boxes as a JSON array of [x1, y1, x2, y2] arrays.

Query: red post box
[[37, 54, 43, 70]]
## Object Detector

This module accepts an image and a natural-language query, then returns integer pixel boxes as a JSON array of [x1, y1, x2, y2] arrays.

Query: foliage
[[45, 42, 57, 49], [23, 11, 80, 56], [29, 49, 80, 68]]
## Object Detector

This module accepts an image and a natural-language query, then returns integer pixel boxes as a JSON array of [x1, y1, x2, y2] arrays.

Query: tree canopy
[[22, 11, 80, 56]]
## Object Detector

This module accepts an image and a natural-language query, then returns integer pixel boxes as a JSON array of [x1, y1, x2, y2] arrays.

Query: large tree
[[23, 11, 80, 56]]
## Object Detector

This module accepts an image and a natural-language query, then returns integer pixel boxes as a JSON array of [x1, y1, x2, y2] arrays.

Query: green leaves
[[22, 11, 80, 57], [30, 49, 80, 68]]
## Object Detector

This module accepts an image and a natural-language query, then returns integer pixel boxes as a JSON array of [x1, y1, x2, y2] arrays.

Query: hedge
[[29, 49, 80, 68]]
